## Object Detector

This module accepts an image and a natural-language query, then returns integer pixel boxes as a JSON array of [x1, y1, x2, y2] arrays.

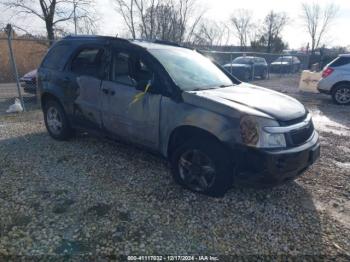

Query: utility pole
[[5, 24, 25, 111], [73, 0, 77, 35]]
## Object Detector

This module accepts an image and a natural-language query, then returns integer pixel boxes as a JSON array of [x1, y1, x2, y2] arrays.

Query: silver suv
[[38, 36, 320, 197], [318, 54, 350, 105]]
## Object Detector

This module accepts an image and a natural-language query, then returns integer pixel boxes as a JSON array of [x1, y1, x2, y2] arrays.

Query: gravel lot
[[0, 76, 349, 260]]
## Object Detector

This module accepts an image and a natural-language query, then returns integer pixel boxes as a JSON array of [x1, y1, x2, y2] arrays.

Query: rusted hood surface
[[183, 83, 306, 121]]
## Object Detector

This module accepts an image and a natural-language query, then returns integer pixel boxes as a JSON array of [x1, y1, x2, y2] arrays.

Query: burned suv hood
[[183, 83, 306, 121]]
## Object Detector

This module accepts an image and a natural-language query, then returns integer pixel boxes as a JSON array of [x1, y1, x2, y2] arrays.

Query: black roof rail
[[131, 39, 181, 47], [62, 35, 131, 43], [153, 39, 181, 47]]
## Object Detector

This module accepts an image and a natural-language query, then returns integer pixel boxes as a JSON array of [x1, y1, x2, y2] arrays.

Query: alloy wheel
[[46, 106, 63, 135], [178, 149, 216, 192], [335, 87, 350, 104]]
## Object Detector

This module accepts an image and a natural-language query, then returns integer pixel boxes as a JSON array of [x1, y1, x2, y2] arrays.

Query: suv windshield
[[149, 48, 234, 91], [233, 57, 252, 64]]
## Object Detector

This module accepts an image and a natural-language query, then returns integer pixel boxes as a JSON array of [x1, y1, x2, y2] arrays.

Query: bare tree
[[191, 20, 230, 47], [71, 0, 98, 35], [175, 0, 202, 42], [262, 11, 288, 53], [301, 2, 338, 54], [230, 9, 253, 50], [1, 0, 96, 44], [113, 0, 203, 43], [249, 11, 288, 53], [113, 0, 137, 39], [141, 3, 181, 41]]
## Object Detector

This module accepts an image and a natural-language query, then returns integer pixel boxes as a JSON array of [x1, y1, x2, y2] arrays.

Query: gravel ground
[[0, 77, 349, 260]]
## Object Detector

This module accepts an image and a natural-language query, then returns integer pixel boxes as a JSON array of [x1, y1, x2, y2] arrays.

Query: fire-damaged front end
[[235, 113, 319, 185], [175, 83, 320, 186]]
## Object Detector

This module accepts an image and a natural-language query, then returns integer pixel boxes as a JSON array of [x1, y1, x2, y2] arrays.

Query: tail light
[[322, 67, 334, 78]]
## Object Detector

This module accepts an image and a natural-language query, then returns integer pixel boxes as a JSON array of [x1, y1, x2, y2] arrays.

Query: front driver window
[[112, 51, 153, 89]]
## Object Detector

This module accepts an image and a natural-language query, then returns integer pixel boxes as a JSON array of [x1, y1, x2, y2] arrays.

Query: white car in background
[[318, 54, 350, 105]]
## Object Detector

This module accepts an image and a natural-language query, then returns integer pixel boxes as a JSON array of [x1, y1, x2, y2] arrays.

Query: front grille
[[279, 114, 307, 126], [289, 121, 314, 146]]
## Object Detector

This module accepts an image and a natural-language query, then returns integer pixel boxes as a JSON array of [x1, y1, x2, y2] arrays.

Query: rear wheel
[[332, 85, 350, 105], [43, 100, 74, 140], [170, 138, 234, 197]]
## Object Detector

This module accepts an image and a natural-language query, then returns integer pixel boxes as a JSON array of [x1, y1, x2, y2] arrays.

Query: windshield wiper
[[190, 84, 234, 91], [219, 84, 234, 88]]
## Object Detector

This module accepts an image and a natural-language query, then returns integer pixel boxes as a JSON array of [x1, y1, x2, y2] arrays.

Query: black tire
[[261, 69, 267, 80], [170, 138, 234, 197], [332, 85, 350, 105], [43, 100, 74, 140]]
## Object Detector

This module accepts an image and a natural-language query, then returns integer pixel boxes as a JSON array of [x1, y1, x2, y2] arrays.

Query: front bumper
[[20, 80, 37, 94], [317, 78, 332, 94], [235, 131, 320, 186], [224, 67, 250, 81], [317, 87, 331, 95], [270, 65, 292, 73]]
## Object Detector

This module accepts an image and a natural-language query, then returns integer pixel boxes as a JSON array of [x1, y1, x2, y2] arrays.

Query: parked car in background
[[38, 36, 320, 197], [270, 56, 301, 73], [20, 69, 37, 94], [318, 54, 350, 105], [222, 56, 268, 81]]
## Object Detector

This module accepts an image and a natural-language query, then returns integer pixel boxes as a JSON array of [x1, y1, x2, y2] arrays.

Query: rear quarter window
[[329, 57, 350, 67], [41, 44, 72, 70]]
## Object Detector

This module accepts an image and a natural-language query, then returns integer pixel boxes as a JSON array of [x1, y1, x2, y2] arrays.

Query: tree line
[[0, 0, 339, 54]]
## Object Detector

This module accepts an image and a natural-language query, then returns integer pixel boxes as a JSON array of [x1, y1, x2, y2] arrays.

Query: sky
[[97, 0, 350, 49], [2, 0, 350, 49]]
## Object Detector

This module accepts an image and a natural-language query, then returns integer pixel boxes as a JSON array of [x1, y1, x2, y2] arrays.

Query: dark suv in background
[[20, 69, 37, 94], [38, 36, 320, 197], [270, 56, 301, 73], [222, 56, 268, 81]]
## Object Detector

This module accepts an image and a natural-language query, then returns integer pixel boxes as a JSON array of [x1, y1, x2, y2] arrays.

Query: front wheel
[[332, 85, 350, 105], [261, 69, 267, 79], [43, 100, 74, 140], [244, 70, 251, 81], [170, 138, 234, 197]]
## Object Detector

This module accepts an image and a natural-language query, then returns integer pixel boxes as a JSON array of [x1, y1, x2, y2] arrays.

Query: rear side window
[[329, 57, 350, 67], [41, 44, 71, 70], [71, 48, 104, 78]]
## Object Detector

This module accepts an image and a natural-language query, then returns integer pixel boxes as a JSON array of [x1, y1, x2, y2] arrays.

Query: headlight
[[240, 115, 259, 146], [240, 115, 286, 148]]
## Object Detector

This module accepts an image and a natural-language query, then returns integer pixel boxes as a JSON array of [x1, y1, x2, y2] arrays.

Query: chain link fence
[[199, 50, 310, 82], [0, 27, 50, 115]]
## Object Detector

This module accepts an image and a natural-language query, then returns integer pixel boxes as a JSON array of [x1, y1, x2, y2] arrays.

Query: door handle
[[62, 77, 70, 84], [102, 87, 109, 94], [110, 90, 115, 96]]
